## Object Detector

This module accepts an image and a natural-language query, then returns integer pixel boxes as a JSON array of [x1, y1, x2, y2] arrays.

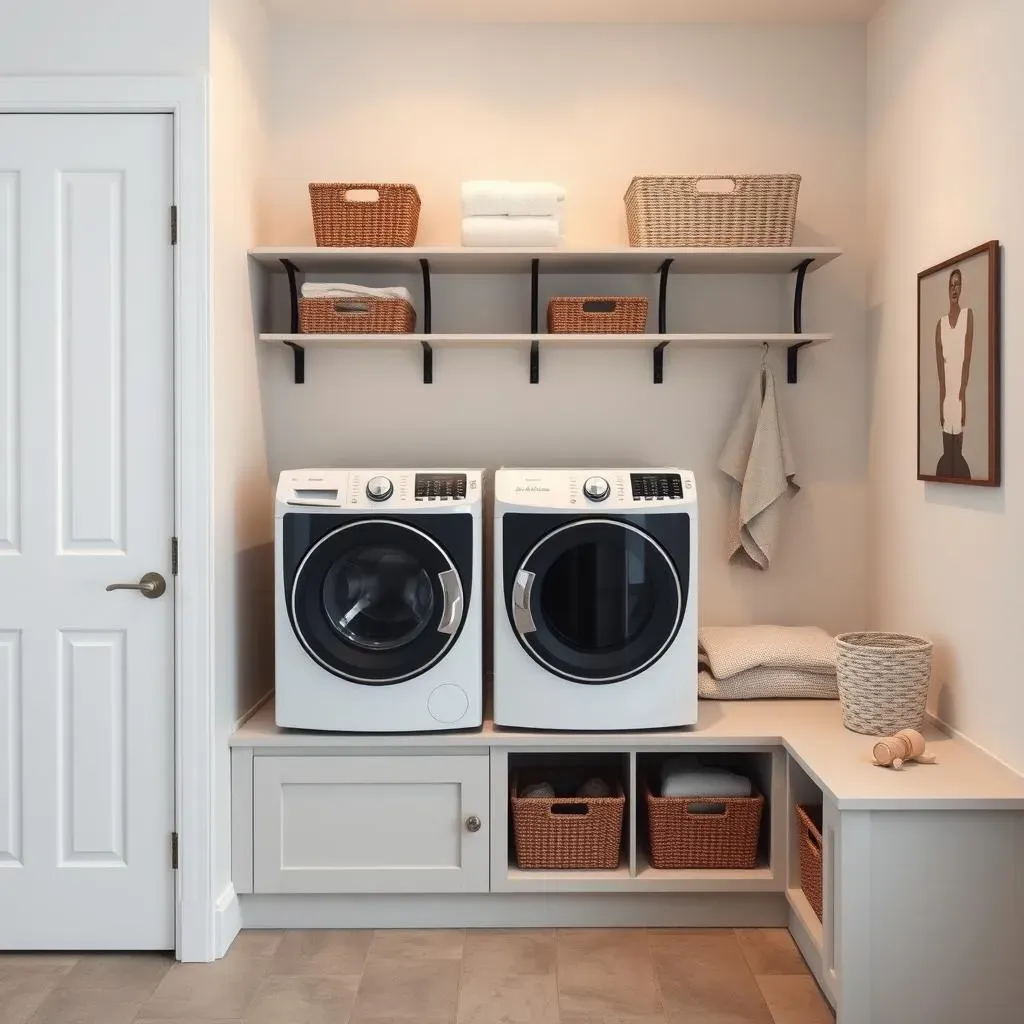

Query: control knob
[[583, 476, 611, 502], [366, 476, 394, 502]]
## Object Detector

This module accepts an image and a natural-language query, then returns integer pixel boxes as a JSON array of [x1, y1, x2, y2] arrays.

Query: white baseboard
[[214, 882, 242, 958], [925, 711, 1024, 778]]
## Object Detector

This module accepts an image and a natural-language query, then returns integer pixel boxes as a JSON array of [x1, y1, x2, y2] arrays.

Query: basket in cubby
[[547, 296, 648, 334], [308, 182, 421, 247], [796, 804, 824, 921], [624, 174, 801, 247], [511, 774, 625, 870], [298, 296, 416, 334], [644, 781, 764, 870]]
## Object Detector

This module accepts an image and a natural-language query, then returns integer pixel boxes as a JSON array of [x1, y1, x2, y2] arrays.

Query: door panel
[[0, 114, 174, 949]]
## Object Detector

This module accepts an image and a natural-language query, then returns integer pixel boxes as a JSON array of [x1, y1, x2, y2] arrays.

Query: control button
[[365, 476, 393, 502], [583, 476, 611, 502]]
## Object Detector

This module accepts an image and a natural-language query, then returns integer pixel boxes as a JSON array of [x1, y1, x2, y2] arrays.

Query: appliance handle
[[437, 568, 464, 635], [512, 569, 537, 635]]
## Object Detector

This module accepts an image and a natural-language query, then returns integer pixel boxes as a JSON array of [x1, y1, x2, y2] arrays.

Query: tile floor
[[1, 928, 834, 1024]]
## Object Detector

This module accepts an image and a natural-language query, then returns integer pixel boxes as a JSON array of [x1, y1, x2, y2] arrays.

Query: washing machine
[[275, 468, 483, 732], [493, 468, 697, 731]]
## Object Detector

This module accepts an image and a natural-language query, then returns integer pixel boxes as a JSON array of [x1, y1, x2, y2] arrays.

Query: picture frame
[[917, 240, 1001, 486]]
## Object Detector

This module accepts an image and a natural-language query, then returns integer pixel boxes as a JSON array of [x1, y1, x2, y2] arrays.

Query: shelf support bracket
[[788, 258, 815, 384], [419, 258, 433, 383], [421, 341, 433, 384], [786, 341, 811, 385], [530, 258, 540, 383], [281, 257, 301, 334], [283, 341, 305, 385], [654, 258, 674, 383]]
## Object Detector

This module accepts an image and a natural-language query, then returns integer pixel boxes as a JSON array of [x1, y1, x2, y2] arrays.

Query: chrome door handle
[[511, 569, 537, 635], [106, 571, 167, 599], [437, 569, 464, 635]]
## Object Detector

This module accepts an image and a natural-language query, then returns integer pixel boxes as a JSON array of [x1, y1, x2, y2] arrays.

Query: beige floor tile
[[136, 956, 269, 1020], [351, 959, 461, 1021], [135, 1020, 241, 1024], [245, 974, 360, 1024], [271, 930, 372, 976], [367, 929, 465, 961], [0, 956, 78, 972], [225, 929, 285, 960], [0, 971, 62, 1024], [735, 930, 809, 977], [755, 975, 834, 1024], [462, 930, 556, 976], [560, 1016, 668, 1024], [557, 929, 662, 1018], [652, 931, 772, 1024], [457, 972, 559, 1024]]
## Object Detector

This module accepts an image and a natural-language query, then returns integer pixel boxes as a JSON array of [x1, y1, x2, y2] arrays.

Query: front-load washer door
[[508, 518, 683, 684], [290, 520, 466, 684]]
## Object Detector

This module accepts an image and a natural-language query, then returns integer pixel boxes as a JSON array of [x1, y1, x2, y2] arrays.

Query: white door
[[0, 114, 175, 949]]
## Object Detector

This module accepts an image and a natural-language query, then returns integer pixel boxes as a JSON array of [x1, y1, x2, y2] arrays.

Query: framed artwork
[[917, 240, 1001, 486]]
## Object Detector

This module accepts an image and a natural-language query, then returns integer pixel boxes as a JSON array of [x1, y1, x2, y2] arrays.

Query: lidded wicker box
[[308, 183, 421, 247], [624, 174, 801, 247]]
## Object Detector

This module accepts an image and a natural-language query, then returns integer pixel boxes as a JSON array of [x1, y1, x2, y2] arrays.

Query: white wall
[[0, 0, 208, 75], [867, 0, 1024, 771], [256, 21, 869, 633], [210, 0, 273, 920]]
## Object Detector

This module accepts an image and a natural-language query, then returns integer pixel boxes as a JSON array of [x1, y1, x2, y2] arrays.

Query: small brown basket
[[796, 804, 824, 921], [298, 296, 416, 334], [511, 774, 625, 870], [624, 174, 801, 247], [645, 781, 764, 870], [547, 296, 649, 334], [308, 183, 421, 247]]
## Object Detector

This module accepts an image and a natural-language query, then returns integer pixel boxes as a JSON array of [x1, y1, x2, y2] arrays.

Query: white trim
[[214, 883, 242, 958], [0, 76, 214, 962]]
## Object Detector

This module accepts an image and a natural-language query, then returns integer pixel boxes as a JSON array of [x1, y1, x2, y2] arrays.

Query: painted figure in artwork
[[935, 268, 974, 478]]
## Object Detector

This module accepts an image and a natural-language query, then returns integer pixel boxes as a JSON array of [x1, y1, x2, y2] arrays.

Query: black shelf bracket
[[419, 258, 433, 383], [283, 341, 305, 385], [788, 257, 815, 383], [530, 258, 540, 383], [280, 258, 305, 383], [654, 258, 674, 383]]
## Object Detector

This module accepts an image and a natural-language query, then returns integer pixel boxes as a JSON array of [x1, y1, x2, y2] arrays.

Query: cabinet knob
[[465, 815, 482, 833]]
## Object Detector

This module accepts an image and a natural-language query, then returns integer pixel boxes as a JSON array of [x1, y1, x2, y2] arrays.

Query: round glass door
[[510, 519, 683, 684], [290, 520, 464, 684]]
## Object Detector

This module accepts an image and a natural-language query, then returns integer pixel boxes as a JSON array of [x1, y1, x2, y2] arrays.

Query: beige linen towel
[[718, 365, 798, 569]]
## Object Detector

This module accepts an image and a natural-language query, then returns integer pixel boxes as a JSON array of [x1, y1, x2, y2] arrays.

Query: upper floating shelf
[[248, 245, 842, 276]]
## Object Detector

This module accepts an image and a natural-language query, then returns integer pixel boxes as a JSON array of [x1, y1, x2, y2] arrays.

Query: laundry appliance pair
[[275, 467, 697, 733]]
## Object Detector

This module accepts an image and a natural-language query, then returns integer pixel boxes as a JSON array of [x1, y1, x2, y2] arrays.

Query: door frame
[[0, 77, 214, 961]]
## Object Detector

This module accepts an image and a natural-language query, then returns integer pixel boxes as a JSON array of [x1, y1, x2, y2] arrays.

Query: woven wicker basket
[[547, 296, 648, 334], [796, 804, 824, 922], [308, 183, 421, 247], [644, 782, 764, 870], [624, 174, 801, 247], [836, 632, 933, 736], [511, 775, 625, 870], [298, 296, 416, 334]]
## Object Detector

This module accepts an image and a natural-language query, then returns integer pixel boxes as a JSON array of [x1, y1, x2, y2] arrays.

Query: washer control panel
[[496, 468, 695, 509], [630, 472, 684, 501], [278, 469, 482, 510], [414, 473, 468, 501]]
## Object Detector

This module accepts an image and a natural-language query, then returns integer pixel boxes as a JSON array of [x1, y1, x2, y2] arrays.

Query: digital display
[[415, 473, 467, 500], [630, 473, 683, 500]]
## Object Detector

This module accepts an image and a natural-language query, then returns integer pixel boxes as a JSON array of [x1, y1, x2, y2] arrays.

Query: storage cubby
[[786, 755, 827, 975]]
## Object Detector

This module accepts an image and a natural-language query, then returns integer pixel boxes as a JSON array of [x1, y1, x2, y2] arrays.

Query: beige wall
[[256, 20, 870, 634], [867, 0, 1024, 771]]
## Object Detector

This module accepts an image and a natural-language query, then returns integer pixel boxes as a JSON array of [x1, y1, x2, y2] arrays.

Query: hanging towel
[[461, 216, 563, 248], [300, 282, 413, 303], [461, 180, 567, 219], [718, 364, 798, 569]]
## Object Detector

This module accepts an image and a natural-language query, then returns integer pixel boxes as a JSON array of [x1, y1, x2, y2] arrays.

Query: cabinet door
[[253, 754, 490, 894]]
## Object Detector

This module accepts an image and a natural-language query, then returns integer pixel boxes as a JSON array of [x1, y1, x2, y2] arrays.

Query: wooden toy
[[872, 729, 937, 770]]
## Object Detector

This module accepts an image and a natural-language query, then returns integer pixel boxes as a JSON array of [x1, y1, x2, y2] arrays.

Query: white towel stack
[[300, 282, 414, 304], [659, 756, 753, 798], [461, 180, 566, 247]]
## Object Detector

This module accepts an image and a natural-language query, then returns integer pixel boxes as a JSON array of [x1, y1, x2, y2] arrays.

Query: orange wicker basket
[[796, 804, 824, 921], [547, 296, 648, 334], [645, 781, 764, 870], [308, 183, 421, 247], [298, 296, 416, 334], [511, 774, 625, 870]]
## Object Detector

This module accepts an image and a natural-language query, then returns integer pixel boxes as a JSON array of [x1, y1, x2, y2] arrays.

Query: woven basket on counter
[[308, 183, 421, 247], [796, 804, 824, 921], [624, 174, 801, 247], [645, 781, 764, 870], [511, 774, 625, 870], [836, 632, 933, 736], [298, 296, 416, 334], [547, 296, 649, 334]]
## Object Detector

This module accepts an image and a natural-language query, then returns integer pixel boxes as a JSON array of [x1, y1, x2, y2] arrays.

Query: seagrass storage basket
[[547, 296, 648, 334], [836, 632, 933, 735], [511, 774, 625, 870], [298, 296, 416, 334], [644, 782, 764, 870], [624, 174, 801, 247], [308, 183, 421, 247], [796, 804, 824, 921]]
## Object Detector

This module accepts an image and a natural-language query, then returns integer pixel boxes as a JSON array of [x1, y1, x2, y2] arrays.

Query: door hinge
[[170, 205, 178, 245], [171, 536, 179, 576], [171, 831, 179, 870]]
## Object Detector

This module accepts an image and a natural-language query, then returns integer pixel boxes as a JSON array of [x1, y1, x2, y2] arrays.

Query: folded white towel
[[661, 767, 752, 799], [718, 365, 799, 570], [699, 626, 837, 679], [462, 216, 562, 248], [698, 668, 839, 701], [577, 778, 613, 799], [521, 782, 555, 798], [462, 180, 566, 219], [301, 282, 413, 303]]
